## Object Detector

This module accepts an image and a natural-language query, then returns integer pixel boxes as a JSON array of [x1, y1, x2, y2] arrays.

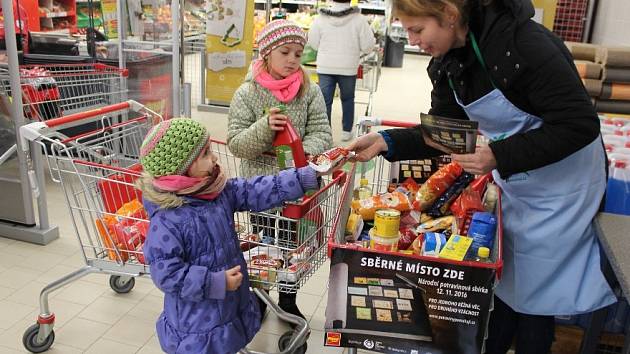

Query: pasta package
[[413, 162, 463, 211], [351, 191, 411, 220], [426, 172, 475, 217]]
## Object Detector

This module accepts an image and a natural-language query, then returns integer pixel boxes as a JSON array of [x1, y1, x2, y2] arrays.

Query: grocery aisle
[[0, 53, 431, 354]]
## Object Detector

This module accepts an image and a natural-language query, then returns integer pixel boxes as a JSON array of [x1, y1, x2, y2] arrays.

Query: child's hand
[[268, 107, 288, 131], [225, 265, 243, 291]]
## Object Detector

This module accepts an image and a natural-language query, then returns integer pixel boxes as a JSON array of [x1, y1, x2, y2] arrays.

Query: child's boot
[[278, 291, 305, 320]]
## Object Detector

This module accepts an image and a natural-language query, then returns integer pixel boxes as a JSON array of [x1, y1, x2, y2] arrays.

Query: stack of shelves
[[38, 0, 77, 33]]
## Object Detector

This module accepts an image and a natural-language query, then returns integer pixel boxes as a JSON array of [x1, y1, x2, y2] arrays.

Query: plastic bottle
[[272, 105, 307, 170], [467, 212, 497, 259], [475, 247, 491, 263], [357, 178, 372, 200]]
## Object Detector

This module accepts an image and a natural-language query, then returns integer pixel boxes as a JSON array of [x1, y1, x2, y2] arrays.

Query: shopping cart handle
[[357, 116, 418, 129], [44, 101, 132, 128]]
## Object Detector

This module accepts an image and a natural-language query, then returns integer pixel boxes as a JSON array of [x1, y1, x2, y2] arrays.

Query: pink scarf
[[253, 59, 303, 103], [152, 164, 227, 201]]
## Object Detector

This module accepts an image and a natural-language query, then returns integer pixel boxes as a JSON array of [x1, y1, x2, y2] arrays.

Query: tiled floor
[[0, 54, 433, 353]]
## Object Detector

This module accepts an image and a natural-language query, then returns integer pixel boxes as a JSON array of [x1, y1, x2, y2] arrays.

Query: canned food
[[373, 209, 401, 238]]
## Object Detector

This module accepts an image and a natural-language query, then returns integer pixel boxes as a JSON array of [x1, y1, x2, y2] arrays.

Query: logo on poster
[[325, 332, 341, 346], [363, 339, 375, 349]]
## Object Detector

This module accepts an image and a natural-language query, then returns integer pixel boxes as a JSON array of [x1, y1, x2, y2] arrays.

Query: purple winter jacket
[[143, 167, 318, 354]]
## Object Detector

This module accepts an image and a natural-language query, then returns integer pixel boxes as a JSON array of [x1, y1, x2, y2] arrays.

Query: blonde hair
[[256, 58, 311, 99], [392, 0, 491, 26], [136, 173, 185, 209]]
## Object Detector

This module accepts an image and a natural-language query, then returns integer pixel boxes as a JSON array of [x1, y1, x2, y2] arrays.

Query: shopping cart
[[19, 102, 352, 354], [324, 117, 503, 354], [0, 63, 128, 122], [355, 48, 382, 117]]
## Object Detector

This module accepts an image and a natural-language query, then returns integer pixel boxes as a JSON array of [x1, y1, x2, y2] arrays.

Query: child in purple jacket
[[137, 118, 320, 354]]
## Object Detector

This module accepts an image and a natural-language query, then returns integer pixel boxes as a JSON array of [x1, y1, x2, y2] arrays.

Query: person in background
[[307, 0, 376, 141], [138, 118, 321, 354], [228, 19, 332, 320], [348, 0, 616, 353]]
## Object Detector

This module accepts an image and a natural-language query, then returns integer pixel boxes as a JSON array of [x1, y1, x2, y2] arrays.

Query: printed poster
[[205, 0, 254, 105], [325, 247, 498, 354], [101, 0, 118, 39]]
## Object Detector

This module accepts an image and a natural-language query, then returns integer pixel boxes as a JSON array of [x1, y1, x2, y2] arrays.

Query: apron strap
[[448, 32, 498, 90]]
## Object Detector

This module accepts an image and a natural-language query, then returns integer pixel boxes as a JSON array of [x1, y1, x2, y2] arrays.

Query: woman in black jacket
[[349, 0, 616, 353]]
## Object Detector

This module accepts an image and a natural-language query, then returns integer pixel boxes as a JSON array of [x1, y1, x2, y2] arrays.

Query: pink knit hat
[[256, 20, 307, 59]]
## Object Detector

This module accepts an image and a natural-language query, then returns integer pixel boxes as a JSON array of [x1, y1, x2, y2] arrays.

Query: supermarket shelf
[[40, 10, 76, 18]]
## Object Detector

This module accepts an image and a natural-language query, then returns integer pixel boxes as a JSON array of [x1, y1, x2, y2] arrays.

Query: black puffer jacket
[[383, 0, 600, 179]]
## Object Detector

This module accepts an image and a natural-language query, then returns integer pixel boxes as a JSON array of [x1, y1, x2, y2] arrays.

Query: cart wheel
[[23, 323, 55, 353], [278, 330, 307, 354], [109, 275, 135, 294]]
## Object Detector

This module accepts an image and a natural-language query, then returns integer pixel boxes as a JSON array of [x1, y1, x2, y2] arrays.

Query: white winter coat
[[307, 3, 376, 76]]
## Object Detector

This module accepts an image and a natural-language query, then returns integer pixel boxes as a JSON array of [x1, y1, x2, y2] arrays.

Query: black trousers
[[485, 296, 555, 354]]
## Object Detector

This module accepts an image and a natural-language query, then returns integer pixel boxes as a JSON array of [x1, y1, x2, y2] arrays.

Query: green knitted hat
[[140, 118, 210, 177]]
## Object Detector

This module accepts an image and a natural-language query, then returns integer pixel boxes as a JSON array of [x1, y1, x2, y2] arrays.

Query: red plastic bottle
[[272, 108, 307, 170]]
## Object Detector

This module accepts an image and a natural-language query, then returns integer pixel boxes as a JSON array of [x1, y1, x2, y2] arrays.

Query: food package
[[409, 233, 424, 255], [249, 258, 283, 287], [421, 232, 447, 257], [426, 172, 475, 217], [398, 227, 418, 250], [278, 262, 311, 283], [414, 162, 463, 211], [113, 220, 149, 260], [450, 186, 485, 219], [114, 199, 148, 226], [400, 210, 422, 227], [309, 147, 354, 173], [351, 191, 411, 220], [417, 215, 454, 233], [439, 235, 473, 261]]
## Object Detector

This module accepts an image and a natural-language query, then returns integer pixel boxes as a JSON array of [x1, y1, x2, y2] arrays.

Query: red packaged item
[[450, 186, 485, 219], [468, 174, 491, 194], [398, 227, 418, 250], [309, 147, 353, 173], [413, 162, 463, 211], [401, 177, 420, 194]]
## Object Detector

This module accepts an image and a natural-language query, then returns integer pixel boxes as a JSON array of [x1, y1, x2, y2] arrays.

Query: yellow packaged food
[[351, 191, 411, 220], [417, 215, 455, 233]]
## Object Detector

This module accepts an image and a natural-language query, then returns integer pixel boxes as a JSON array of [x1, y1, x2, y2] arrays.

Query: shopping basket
[[323, 117, 503, 354], [18, 102, 352, 354]]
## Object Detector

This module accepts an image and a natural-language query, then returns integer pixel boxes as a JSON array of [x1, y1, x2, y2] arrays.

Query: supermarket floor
[[0, 53, 433, 354]]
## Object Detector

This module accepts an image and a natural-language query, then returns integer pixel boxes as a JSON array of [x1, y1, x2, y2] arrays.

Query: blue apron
[[449, 33, 616, 315]]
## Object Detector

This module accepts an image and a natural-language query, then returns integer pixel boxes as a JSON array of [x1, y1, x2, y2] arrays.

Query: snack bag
[[426, 172, 475, 217], [351, 191, 411, 220], [417, 215, 455, 233], [450, 186, 485, 219], [309, 147, 354, 173], [114, 199, 148, 226], [414, 162, 463, 211]]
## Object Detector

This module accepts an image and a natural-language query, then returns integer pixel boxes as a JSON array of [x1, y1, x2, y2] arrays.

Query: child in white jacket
[[308, 0, 376, 141]]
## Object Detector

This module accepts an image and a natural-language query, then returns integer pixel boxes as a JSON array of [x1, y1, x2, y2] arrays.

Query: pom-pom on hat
[[256, 19, 307, 59], [140, 118, 209, 178]]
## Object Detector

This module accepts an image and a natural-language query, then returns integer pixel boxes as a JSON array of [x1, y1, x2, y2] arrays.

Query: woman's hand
[[347, 132, 388, 162], [451, 145, 497, 175], [268, 107, 288, 131], [225, 265, 243, 291]]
